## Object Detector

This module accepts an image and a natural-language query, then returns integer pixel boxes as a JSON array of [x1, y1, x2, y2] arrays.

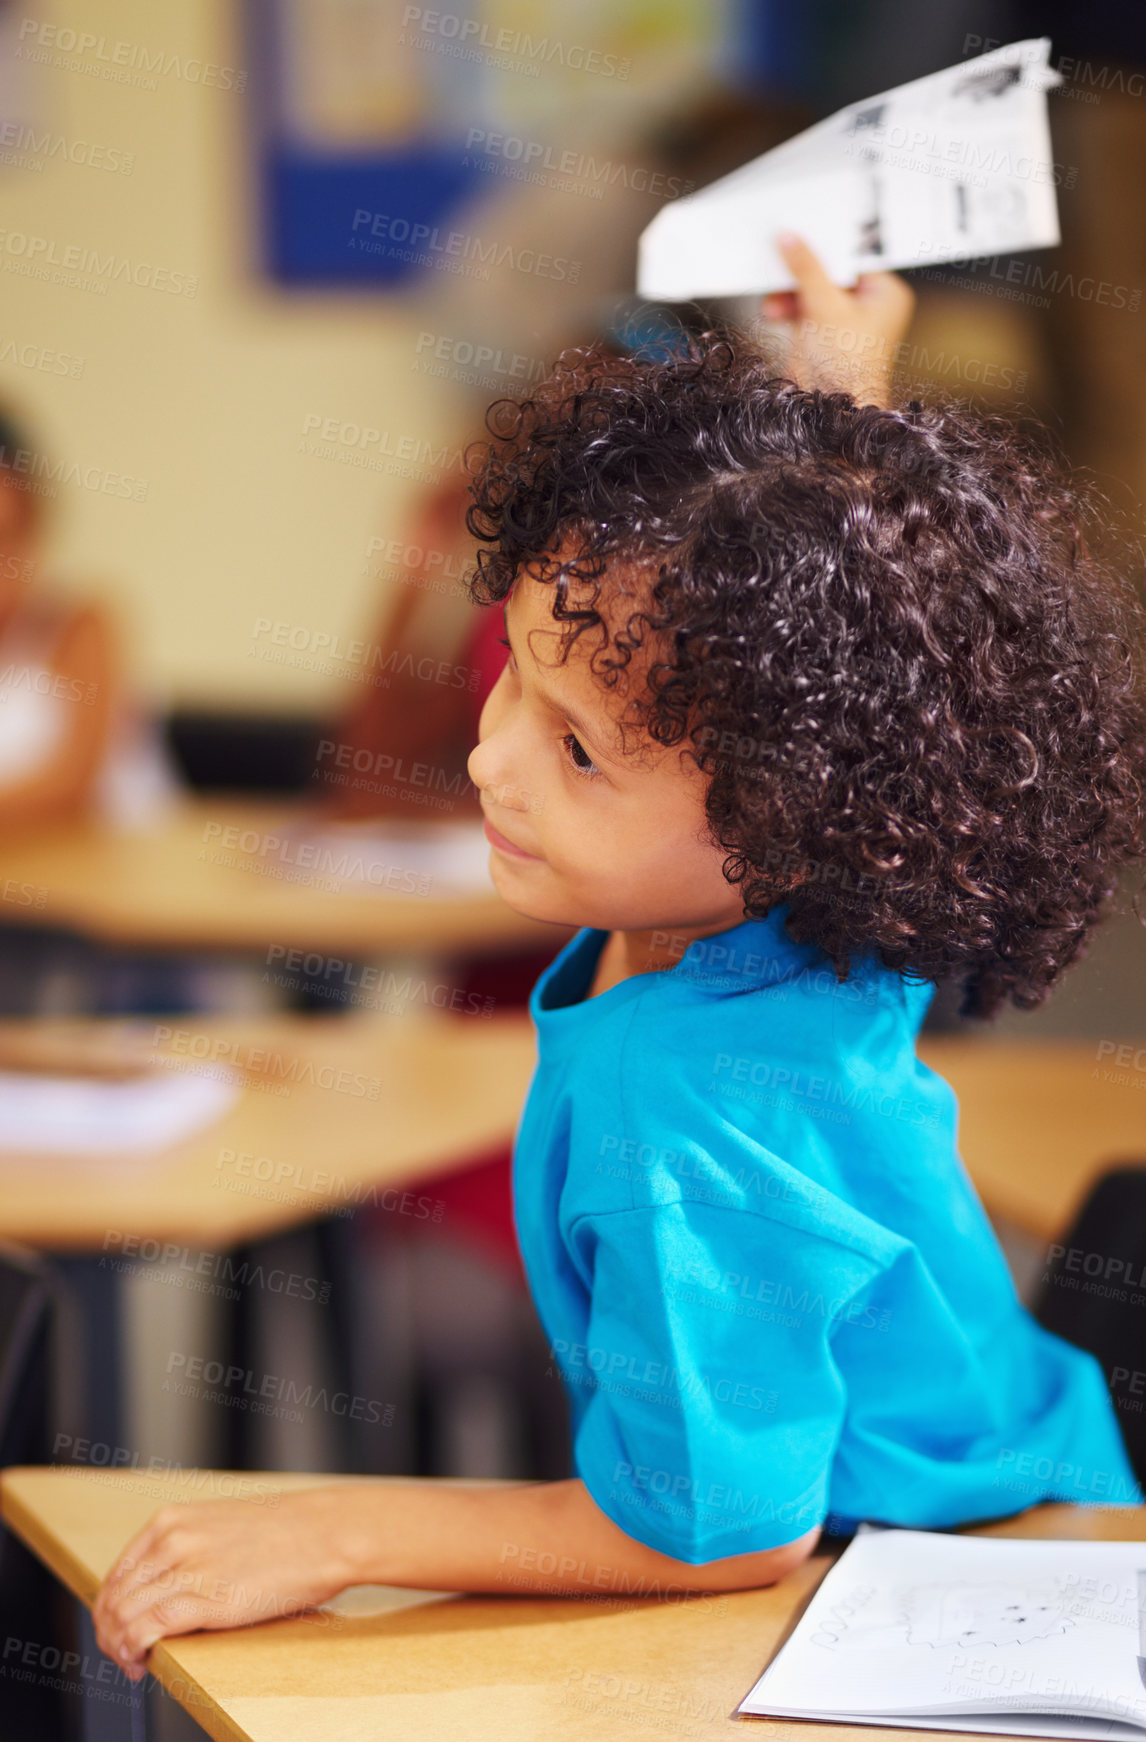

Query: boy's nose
[[466, 736, 492, 792], [467, 735, 513, 801], [468, 733, 533, 815]]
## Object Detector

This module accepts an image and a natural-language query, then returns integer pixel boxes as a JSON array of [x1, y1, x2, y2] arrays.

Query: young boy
[[93, 241, 1145, 1675]]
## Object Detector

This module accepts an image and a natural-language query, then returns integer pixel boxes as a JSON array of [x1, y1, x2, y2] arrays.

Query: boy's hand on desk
[[91, 1490, 356, 1679], [90, 1476, 822, 1677], [759, 232, 914, 408]]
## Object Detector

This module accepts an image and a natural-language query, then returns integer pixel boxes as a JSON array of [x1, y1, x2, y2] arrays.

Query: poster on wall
[[244, 0, 734, 287]]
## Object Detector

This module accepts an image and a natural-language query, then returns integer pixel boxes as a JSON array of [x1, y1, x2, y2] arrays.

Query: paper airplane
[[638, 38, 1063, 301]]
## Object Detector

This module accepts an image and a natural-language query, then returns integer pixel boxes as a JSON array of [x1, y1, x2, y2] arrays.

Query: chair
[[1030, 1165, 1146, 1487]]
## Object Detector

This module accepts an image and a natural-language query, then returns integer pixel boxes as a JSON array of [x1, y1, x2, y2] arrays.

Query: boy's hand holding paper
[[639, 38, 1062, 303], [761, 232, 916, 406]]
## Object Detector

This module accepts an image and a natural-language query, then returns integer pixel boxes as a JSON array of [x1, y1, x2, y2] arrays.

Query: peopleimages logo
[[550, 1337, 774, 1411], [349, 209, 581, 283], [198, 820, 432, 895], [163, 1351, 394, 1425], [399, 7, 631, 79], [0, 228, 197, 295], [462, 130, 691, 198]]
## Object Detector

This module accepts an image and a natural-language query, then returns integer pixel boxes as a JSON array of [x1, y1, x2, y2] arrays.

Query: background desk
[[3, 1465, 1144, 1742], [918, 1038, 1144, 1246], [0, 799, 562, 957], [0, 1012, 537, 1249], [0, 1012, 538, 1467]]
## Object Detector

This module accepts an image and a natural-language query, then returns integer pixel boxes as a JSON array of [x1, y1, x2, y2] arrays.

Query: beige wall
[[0, 0, 467, 713]]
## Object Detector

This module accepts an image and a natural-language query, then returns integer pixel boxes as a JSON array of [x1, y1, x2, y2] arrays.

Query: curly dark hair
[[464, 334, 1146, 1020]]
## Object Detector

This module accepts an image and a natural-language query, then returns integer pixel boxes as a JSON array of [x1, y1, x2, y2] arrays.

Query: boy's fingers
[[854, 270, 916, 315], [120, 1599, 193, 1665], [100, 1584, 196, 1671], [100, 1518, 167, 1594], [775, 231, 836, 296], [774, 240, 914, 324]]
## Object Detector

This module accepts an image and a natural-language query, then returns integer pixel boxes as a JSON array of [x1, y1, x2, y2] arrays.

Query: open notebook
[[740, 1528, 1146, 1740]]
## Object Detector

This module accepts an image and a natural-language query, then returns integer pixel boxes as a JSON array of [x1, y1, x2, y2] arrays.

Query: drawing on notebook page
[[811, 1578, 1078, 1651], [740, 1530, 1146, 1736]]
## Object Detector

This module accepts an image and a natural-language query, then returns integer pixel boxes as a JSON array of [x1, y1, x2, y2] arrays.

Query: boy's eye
[[496, 636, 599, 777], [562, 732, 600, 778]]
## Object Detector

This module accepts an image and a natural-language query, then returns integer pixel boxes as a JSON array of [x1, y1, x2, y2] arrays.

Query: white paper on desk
[[283, 821, 494, 897], [639, 38, 1062, 301], [739, 1528, 1146, 1739], [0, 1069, 240, 1158]]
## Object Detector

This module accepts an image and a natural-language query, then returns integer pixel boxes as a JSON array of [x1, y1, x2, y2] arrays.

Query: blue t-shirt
[[513, 906, 1140, 1564]]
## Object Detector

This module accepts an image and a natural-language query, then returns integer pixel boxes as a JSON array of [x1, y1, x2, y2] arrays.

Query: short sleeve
[[568, 1199, 880, 1563]]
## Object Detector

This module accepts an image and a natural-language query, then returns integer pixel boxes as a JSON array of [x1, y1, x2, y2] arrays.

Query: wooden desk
[[0, 798, 563, 957], [919, 1038, 1145, 1245], [2, 1465, 1143, 1742], [0, 1012, 537, 1249]]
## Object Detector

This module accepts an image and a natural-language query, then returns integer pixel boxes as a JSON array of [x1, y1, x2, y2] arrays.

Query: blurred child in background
[[0, 408, 120, 827], [0, 406, 177, 834]]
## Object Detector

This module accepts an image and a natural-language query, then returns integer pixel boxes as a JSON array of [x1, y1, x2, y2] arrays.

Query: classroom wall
[[0, 0, 467, 713]]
